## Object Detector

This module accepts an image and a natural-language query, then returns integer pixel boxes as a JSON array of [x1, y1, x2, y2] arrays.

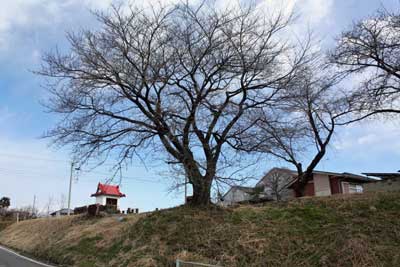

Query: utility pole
[[32, 195, 36, 217], [67, 162, 74, 215], [67, 162, 80, 215]]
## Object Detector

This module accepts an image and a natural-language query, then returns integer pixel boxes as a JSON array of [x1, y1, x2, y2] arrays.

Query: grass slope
[[0, 218, 13, 232], [1, 192, 400, 267]]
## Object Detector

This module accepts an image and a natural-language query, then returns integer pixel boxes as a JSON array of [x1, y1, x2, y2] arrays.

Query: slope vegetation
[[1, 192, 400, 267]]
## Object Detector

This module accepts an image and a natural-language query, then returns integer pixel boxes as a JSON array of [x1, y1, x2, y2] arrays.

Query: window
[[349, 184, 363, 193], [106, 198, 117, 206]]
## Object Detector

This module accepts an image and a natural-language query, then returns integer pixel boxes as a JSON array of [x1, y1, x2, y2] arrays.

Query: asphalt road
[[0, 246, 55, 267]]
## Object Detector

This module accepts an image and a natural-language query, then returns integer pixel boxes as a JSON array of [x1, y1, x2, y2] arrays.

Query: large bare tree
[[40, 2, 309, 205], [331, 9, 400, 119], [231, 62, 354, 196]]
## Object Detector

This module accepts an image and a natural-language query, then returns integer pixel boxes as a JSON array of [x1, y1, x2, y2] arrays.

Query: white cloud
[[0, 0, 117, 50], [31, 49, 41, 63], [84, 0, 114, 9], [257, 0, 334, 25], [0, 0, 334, 49], [357, 133, 378, 145], [298, 0, 333, 25], [334, 119, 400, 155], [213, 0, 333, 27], [260, 0, 297, 17]]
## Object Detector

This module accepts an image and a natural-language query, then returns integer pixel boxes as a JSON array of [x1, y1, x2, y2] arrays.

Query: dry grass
[[0, 218, 13, 232], [1, 192, 400, 267], [0, 214, 143, 266]]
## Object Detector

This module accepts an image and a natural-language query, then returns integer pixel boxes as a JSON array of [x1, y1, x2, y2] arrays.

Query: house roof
[[362, 172, 400, 180], [313, 170, 375, 182], [91, 183, 126, 197], [50, 208, 73, 216], [256, 168, 296, 187]]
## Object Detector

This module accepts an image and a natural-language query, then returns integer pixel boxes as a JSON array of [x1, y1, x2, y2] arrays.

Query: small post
[[184, 175, 188, 205], [16, 213, 19, 223]]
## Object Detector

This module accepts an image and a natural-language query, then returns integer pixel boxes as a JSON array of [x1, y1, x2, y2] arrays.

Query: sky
[[0, 0, 399, 213]]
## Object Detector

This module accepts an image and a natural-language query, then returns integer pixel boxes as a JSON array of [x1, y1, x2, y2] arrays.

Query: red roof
[[91, 183, 126, 197]]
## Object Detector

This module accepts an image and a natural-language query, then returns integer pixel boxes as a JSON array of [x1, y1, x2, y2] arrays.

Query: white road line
[[0, 245, 56, 267]]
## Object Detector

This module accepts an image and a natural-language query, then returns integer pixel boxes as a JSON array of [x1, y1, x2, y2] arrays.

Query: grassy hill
[[1, 192, 400, 267], [0, 218, 13, 232]]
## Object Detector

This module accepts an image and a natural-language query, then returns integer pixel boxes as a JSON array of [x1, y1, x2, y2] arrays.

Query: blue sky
[[0, 0, 399, 212]]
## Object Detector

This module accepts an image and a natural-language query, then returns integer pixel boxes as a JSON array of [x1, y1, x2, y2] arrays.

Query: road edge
[[0, 245, 56, 267]]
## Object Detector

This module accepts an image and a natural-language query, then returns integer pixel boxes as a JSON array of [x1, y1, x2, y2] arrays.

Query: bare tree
[[58, 194, 66, 210], [258, 169, 294, 201], [0, 197, 10, 209], [43, 196, 55, 216], [15, 206, 37, 220], [331, 9, 400, 119], [231, 62, 354, 196], [39, 2, 310, 206], [0, 197, 12, 218]]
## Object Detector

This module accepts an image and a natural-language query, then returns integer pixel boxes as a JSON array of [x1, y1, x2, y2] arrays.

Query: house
[[91, 183, 126, 210], [219, 168, 375, 206], [363, 171, 400, 192], [50, 208, 74, 217], [258, 168, 375, 198], [218, 186, 271, 207]]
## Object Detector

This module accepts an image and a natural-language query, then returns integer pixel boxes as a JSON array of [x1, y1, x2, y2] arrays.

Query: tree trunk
[[191, 180, 212, 206], [294, 183, 306, 197], [293, 173, 312, 197], [183, 158, 213, 206]]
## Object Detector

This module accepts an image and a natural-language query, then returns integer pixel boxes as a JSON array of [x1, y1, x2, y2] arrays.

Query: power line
[[80, 169, 160, 180], [0, 170, 66, 181], [0, 152, 67, 163], [0, 167, 69, 175], [0, 153, 154, 168], [0, 167, 161, 184], [0, 166, 60, 176], [0, 171, 161, 185], [78, 178, 161, 184], [0, 166, 159, 180]]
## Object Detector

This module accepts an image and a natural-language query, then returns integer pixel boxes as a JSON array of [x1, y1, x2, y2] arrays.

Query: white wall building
[[91, 183, 126, 210]]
